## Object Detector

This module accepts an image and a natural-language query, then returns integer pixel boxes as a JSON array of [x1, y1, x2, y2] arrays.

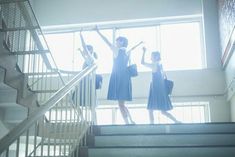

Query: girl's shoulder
[[93, 52, 98, 59]]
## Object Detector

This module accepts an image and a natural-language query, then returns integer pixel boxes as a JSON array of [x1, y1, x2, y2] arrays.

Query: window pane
[[117, 26, 158, 72], [96, 102, 208, 125], [160, 22, 203, 70], [96, 108, 113, 125], [45, 33, 78, 71], [44, 22, 204, 73]]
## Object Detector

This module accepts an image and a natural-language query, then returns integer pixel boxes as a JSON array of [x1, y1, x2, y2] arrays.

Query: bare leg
[[91, 107, 97, 125], [161, 111, 181, 123], [148, 110, 154, 124], [77, 107, 84, 121], [118, 101, 129, 124], [123, 105, 135, 124]]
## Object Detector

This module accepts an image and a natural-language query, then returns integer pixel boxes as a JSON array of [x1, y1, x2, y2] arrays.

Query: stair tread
[[94, 123, 235, 136], [89, 145, 235, 148]]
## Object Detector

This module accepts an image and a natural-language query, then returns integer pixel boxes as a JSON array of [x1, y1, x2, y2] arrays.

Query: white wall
[[225, 51, 235, 121], [202, 0, 222, 68], [217, 0, 235, 121], [231, 96, 235, 121], [32, 0, 202, 26]]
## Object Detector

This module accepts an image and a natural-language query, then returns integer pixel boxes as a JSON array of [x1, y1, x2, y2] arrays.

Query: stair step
[[94, 123, 235, 135], [94, 134, 235, 147], [10, 50, 50, 55], [3, 106, 27, 123], [2, 26, 40, 32], [0, 89, 17, 104], [88, 146, 235, 157], [0, 67, 5, 83], [0, 102, 18, 107]]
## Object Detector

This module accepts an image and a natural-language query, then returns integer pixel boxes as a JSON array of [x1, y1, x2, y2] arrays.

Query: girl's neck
[[119, 47, 126, 50], [152, 61, 160, 64]]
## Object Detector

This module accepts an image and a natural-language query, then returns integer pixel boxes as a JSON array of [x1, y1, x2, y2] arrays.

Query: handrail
[[0, 63, 97, 153], [0, 0, 26, 4], [20, 0, 66, 85]]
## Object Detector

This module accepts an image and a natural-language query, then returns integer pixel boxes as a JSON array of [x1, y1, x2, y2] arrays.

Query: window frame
[[43, 15, 206, 73]]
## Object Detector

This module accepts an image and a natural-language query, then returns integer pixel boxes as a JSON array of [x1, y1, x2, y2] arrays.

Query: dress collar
[[119, 47, 126, 50]]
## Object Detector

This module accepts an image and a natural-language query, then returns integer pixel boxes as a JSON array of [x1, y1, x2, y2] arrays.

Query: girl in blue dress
[[141, 47, 180, 124], [96, 27, 142, 124]]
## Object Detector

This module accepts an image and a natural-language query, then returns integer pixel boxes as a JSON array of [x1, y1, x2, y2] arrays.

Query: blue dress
[[147, 64, 173, 111], [107, 48, 132, 101]]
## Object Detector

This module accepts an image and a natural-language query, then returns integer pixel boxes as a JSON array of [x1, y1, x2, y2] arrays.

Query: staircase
[[0, 0, 97, 157], [0, 0, 64, 139], [81, 123, 235, 157], [0, 67, 28, 138]]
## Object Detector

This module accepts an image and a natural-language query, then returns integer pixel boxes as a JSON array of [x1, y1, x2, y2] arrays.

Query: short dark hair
[[152, 51, 161, 61], [116, 36, 128, 47], [86, 45, 93, 51]]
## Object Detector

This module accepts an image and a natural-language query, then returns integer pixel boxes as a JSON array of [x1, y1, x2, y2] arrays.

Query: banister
[[0, 63, 97, 153], [0, 0, 27, 4]]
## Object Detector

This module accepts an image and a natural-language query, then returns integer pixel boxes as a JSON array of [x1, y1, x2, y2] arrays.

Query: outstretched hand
[[79, 28, 83, 33], [94, 25, 99, 32], [78, 48, 82, 52], [142, 47, 146, 52]]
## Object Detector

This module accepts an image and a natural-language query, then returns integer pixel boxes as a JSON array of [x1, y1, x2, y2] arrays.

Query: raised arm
[[80, 30, 87, 51], [78, 48, 87, 60], [141, 47, 155, 69], [95, 26, 115, 50], [79, 31, 95, 64], [126, 41, 143, 56], [78, 47, 95, 65]]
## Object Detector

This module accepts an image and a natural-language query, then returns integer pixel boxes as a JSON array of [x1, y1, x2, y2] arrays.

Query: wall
[[218, 0, 235, 53], [225, 50, 235, 121], [231, 96, 235, 121], [30, 0, 230, 122], [217, 0, 235, 121], [202, 0, 222, 68], [32, 0, 202, 26]]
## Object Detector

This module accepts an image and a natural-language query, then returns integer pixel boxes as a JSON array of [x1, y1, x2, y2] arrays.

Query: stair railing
[[0, 63, 97, 157], [0, 1, 98, 157], [0, 0, 72, 105]]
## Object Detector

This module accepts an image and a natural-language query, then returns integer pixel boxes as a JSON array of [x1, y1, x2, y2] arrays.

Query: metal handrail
[[0, 63, 97, 153]]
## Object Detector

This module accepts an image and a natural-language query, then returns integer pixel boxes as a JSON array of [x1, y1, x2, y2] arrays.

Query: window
[[117, 22, 204, 71], [45, 33, 77, 71], [96, 102, 209, 125], [44, 21, 204, 73], [160, 22, 204, 70], [116, 26, 159, 72]]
